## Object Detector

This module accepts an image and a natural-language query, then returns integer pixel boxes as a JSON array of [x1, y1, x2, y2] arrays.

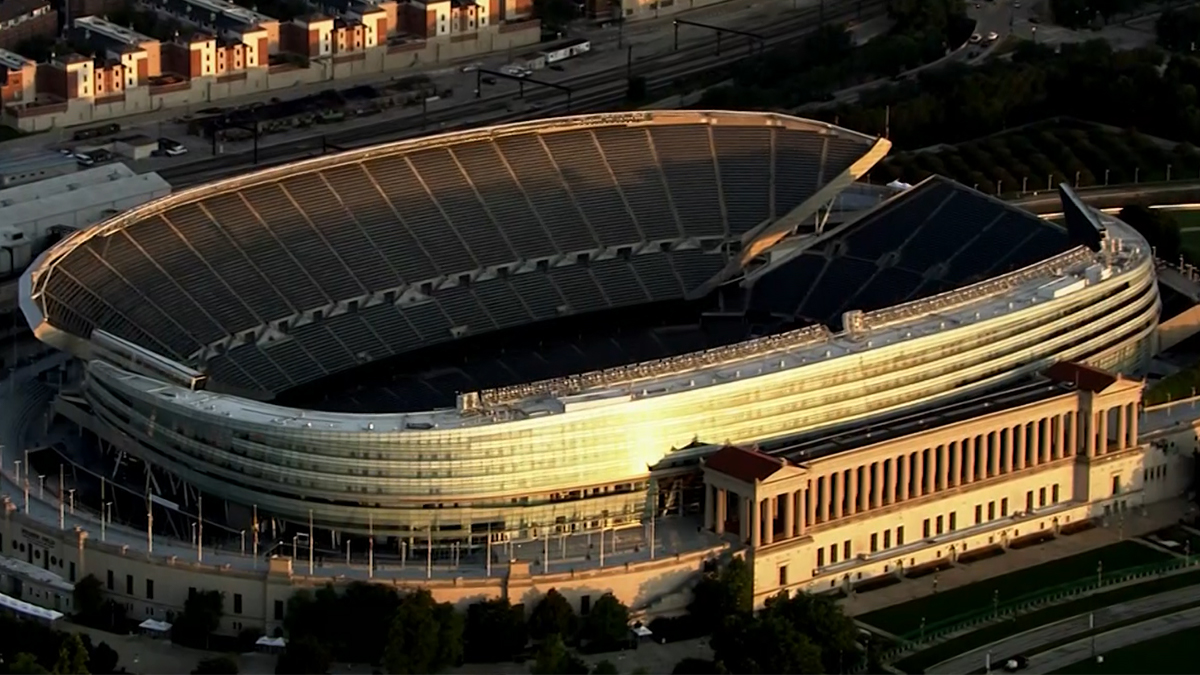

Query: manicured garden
[[859, 540, 1173, 635], [872, 120, 1200, 197], [894, 566, 1200, 673]]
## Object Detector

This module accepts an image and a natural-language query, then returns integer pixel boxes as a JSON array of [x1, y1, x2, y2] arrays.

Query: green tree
[[688, 556, 753, 632], [591, 660, 619, 675], [579, 594, 629, 651], [191, 656, 239, 674], [172, 590, 224, 649], [72, 575, 104, 623], [711, 612, 823, 674], [672, 658, 722, 674], [382, 590, 460, 674], [464, 598, 527, 662], [274, 637, 332, 675], [86, 642, 119, 675], [760, 592, 860, 675], [1119, 205, 1185, 262], [529, 634, 588, 675], [52, 634, 90, 675], [8, 653, 50, 675], [528, 589, 578, 641]]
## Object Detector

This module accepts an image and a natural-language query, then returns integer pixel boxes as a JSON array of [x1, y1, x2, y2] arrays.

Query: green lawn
[[1053, 625, 1200, 674], [893, 567, 1200, 673], [859, 541, 1172, 635]]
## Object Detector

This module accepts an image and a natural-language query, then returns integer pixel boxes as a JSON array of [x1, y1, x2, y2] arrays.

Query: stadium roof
[[25, 110, 887, 397]]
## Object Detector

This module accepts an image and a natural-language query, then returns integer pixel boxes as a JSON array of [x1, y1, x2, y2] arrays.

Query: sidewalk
[[1025, 604, 1200, 674]]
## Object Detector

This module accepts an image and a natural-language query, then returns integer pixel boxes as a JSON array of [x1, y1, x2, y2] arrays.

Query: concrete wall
[[0, 498, 723, 636], [1159, 304, 1200, 352], [5, 24, 541, 132]]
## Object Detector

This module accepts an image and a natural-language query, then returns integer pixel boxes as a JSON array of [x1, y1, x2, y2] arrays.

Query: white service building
[[0, 163, 170, 277]]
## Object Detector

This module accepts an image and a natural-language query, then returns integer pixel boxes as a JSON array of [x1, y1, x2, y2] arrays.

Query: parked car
[[157, 138, 188, 156], [1004, 655, 1029, 672]]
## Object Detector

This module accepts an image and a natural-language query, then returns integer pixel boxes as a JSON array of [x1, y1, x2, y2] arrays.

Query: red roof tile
[[704, 445, 788, 483], [1045, 362, 1117, 393]]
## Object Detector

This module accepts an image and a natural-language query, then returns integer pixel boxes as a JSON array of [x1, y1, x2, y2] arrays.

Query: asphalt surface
[[1025, 604, 1200, 674], [927, 578, 1200, 674]]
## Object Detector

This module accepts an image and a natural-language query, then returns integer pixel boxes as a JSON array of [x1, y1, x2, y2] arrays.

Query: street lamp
[[67, 488, 75, 515], [38, 475, 44, 499]]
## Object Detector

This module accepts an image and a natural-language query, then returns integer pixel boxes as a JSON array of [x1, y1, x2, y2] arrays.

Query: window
[[126, 574, 133, 595], [896, 526, 905, 546], [817, 548, 825, 567], [949, 512, 957, 531], [975, 504, 983, 524], [1001, 498, 1009, 517], [988, 501, 995, 520], [1052, 484, 1060, 503], [870, 533, 878, 553], [1026, 490, 1034, 512], [274, 600, 284, 620], [923, 518, 931, 538], [106, 570, 114, 591], [69, 562, 75, 583], [1039, 487, 1047, 507], [146, 579, 154, 600], [936, 515, 944, 535], [1112, 475, 1121, 495], [843, 540, 851, 560], [883, 530, 891, 549], [778, 565, 789, 587], [234, 593, 243, 614], [830, 544, 838, 564]]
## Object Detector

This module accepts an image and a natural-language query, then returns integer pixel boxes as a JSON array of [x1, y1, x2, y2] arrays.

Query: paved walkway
[[927, 575, 1200, 673], [841, 499, 1185, 617], [1025, 604, 1200, 674]]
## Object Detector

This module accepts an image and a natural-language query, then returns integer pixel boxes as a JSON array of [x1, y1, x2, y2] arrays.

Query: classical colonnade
[[706, 402, 1140, 548]]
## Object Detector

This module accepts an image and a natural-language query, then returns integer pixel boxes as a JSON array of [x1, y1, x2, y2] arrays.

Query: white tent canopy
[[887, 180, 914, 191], [0, 591, 63, 622], [138, 618, 172, 633], [256, 636, 287, 648]]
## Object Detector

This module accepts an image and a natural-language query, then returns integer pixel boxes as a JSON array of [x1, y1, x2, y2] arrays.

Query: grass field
[[859, 541, 1172, 635], [893, 567, 1200, 673], [1053, 625, 1200, 674]]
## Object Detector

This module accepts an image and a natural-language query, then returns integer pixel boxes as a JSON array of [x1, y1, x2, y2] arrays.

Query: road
[[927, 578, 1200, 674], [1024, 604, 1200, 674], [153, 0, 885, 188]]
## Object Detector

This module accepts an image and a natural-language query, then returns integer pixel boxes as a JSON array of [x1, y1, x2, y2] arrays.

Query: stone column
[[1098, 409, 1109, 455], [847, 466, 859, 516], [832, 472, 844, 519], [1015, 424, 1026, 470], [1130, 404, 1139, 447], [1054, 414, 1064, 461], [761, 498, 773, 546], [884, 458, 896, 504], [913, 451, 925, 498], [988, 432, 1000, 477], [859, 465, 870, 513], [965, 436, 976, 484], [818, 476, 829, 523], [783, 491, 795, 540], [798, 488, 808, 536], [716, 488, 727, 534], [947, 442, 960, 488], [1117, 405, 1128, 451], [871, 462, 882, 508], [1041, 417, 1052, 463], [1003, 427, 1014, 473], [898, 455, 909, 501], [1066, 412, 1077, 458], [1084, 410, 1096, 457]]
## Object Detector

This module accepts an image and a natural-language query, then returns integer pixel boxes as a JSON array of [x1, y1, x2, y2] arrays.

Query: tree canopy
[[528, 589, 579, 641], [464, 598, 528, 663], [173, 590, 224, 649], [192, 656, 239, 675], [579, 594, 630, 652], [689, 556, 753, 633], [380, 590, 462, 674], [529, 634, 589, 675], [710, 591, 861, 675]]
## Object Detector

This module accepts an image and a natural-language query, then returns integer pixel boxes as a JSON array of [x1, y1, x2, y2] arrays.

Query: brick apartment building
[[0, 47, 36, 105]]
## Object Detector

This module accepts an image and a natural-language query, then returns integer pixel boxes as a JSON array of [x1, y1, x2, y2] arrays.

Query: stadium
[[18, 109, 1162, 553]]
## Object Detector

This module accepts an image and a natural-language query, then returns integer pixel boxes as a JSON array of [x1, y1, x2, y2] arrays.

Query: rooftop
[[0, 0, 50, 24], [704, 445, 789, 483], [0, 47, 36, 70], [764, 377, 1078, 464], [0, 554, 73, 593], [74, 15, 157, 46], [2, 165, 171, 228], [178, 0, 275, 25], [0, 150, 76, 178]]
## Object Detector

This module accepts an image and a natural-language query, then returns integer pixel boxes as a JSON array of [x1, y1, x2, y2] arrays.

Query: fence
[[880, 555, 1200, 660]]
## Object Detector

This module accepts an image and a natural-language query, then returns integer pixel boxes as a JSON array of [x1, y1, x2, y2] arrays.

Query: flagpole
[[308, 509, 314, 575], [197, 496, 203, 563], [368, 513, 374, 579], [252, 504, 259, 569], [486, 523, 492, 578]]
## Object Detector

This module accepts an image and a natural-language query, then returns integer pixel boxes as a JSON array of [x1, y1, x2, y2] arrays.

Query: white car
[[460, 63, 481, 73], [986, 31, 999, 42], [969, 33, 982, 43]]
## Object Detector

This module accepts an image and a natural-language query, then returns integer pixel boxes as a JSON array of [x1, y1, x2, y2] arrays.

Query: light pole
[[38, 475, 44, 499], [67, 488, 75, 515], [102, 502, 111, 542], [1097, 560, 1103, 587]]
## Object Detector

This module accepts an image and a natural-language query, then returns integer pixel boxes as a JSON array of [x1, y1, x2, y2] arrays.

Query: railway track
[[164, 0, 886, 186]]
